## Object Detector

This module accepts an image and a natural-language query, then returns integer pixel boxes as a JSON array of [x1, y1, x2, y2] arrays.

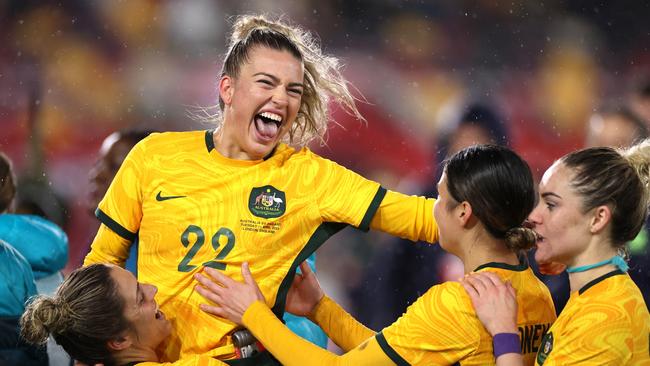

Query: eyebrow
[[541, 192, 562, 199], [253, 72, 304, 88]]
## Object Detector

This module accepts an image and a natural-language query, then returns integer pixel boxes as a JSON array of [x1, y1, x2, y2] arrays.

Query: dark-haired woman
[[462, 141, 650, 365], [195, 145, 557, 365], [84, 14, 439, 363]]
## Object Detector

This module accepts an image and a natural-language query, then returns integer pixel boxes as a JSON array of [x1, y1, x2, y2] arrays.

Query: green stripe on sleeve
[[376, 332, 410, 366], [358, 186, 387, 232], [95, 208, 137, 242]]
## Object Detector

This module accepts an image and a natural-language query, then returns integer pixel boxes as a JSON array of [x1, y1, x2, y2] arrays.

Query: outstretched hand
[[285, 262, 324, 317], [460, 272, 518, 336], [194, 262, 265, 324]]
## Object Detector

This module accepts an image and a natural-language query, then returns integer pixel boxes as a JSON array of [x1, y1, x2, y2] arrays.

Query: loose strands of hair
[[198, 14, 364, 147]]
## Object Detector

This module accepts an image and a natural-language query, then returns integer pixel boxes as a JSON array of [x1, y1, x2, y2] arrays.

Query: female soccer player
[[84, 15, 437, 363], [194, 144, 557, 365], [462, 141, 650, 365], [20, 263, 238, 366]]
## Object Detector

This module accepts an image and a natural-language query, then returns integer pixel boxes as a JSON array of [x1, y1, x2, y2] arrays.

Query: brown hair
[[20, 264, 130, 366], [561, 138, 650, 248], [0, 152, 16, 213], [211, 14, 363, 146]]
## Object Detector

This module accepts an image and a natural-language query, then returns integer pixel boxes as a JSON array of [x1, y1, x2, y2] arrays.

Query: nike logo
[[156, 191, 186, 201]]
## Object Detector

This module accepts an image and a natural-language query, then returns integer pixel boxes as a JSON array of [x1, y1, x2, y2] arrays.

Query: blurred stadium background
[[1, 0, 649, 327]]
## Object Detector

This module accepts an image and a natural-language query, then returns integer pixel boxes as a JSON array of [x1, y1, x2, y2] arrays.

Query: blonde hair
[[20, 264, 129, 366], [211, 14, 363, 146]]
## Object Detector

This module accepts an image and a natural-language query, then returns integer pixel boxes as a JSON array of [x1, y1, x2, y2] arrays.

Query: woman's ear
[[458, 201, 473, 227], [589, 205, 612, 234], [219, 75, 234, 106], [107, 335, 132, 352]]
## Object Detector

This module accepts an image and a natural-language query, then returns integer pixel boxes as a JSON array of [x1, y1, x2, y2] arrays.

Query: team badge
[[248, 185, 286, 219], [536, 332, 553, 365]]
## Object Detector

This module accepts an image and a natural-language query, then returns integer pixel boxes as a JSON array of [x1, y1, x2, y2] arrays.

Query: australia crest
[[249, 185, 286, 219]]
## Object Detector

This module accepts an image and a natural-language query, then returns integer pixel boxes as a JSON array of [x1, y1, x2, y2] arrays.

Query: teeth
[[260, 112, 282, 123]]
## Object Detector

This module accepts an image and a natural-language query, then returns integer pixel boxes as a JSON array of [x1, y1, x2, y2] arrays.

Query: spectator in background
[[630, 77, 650, 126], [586, 104, 648, 148], [585, 104, 650, 309]]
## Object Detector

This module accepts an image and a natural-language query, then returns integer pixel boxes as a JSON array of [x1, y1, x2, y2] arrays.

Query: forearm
[[495, 353, 523, 366], [83, 224, 131, 267], [310, 296, 374, 351], [370, 190, 438, 243], [243, 302, 392, 366]]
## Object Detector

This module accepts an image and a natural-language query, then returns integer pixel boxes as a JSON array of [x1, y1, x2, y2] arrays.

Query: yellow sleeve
[[310, 295, 375, 352], [370, 190, 438, 243], [85, 139, 148, 266], [243, 301, 394, 366], [83, 223, 131, 267]]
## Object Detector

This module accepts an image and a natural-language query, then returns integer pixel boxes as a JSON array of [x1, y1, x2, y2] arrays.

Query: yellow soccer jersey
[[535, 270, 650, 365], [85, 130, 437, 362], [380, 261, 557, 365]]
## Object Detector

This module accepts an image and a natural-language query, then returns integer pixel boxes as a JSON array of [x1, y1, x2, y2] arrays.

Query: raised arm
[[194, 264, 394, 366], [370, 190, 438, 243]]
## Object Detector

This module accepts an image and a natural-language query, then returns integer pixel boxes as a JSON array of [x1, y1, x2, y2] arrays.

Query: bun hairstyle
[[444, 144, 537, 252], [214, 14, 363, 146], [0, 152, 16, 213], [20, 264, 129, 366], [562, 139, 650, 248]]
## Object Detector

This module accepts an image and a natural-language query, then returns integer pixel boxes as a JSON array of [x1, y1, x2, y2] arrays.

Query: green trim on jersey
[[96, 208, 137, 242], [358, 186, 387, 232], [579, 269, 625, 295], [205, 129, 216, 152], [271, 222, 347, 318], [474, 256, 528, 272], [376, 331, 410, 366]]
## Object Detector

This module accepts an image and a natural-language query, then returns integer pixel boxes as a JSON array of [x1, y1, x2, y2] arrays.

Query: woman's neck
[[460, 233, 520, 274], [566, 238, 620, 292], [113, 346, 158, 366], [213, 127, 254, 161]]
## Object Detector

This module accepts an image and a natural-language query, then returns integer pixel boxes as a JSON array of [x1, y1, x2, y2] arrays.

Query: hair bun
[[504, 226, 537, 252]]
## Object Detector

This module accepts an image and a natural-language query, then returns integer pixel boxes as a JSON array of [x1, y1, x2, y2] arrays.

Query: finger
[[194, 273, 227, 294], [460, 279, 480, 300], [241, 262, 256, 286], [480, 272, 506, 288], [469, 273, 497, 292], [464, 275, 488, 294], [199, 303, 227, 317], [203, 267, 237, 287], [505, 282, 517, 298], [195, 284, 224, 304], [299, 261, 313, 276]]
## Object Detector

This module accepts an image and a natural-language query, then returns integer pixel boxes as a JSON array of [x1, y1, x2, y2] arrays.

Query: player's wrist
[[308, 294, 328, 322], [492, 333, 521, 359]]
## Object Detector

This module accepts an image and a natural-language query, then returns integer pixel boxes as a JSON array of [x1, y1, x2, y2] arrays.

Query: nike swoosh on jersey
[[156, 191, 186, 201]]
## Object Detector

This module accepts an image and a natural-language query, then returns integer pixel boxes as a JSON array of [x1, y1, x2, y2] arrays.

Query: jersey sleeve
[[310, 153, 383, 230], [370, 190, 438, 243], [135, 355, 228, 365], [86, 139, 149, 266], [243, 301, 394, 366], [542, 306, 635, 365], [84, 224, 132, 267], [379, 282, 480, 365], [310, 295, 375, 351]]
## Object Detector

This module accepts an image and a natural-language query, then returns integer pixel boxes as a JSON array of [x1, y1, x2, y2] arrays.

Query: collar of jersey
[[578, 269, 625, 295], [473, 255, 528, 272], [204, 129, 288, 167]]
